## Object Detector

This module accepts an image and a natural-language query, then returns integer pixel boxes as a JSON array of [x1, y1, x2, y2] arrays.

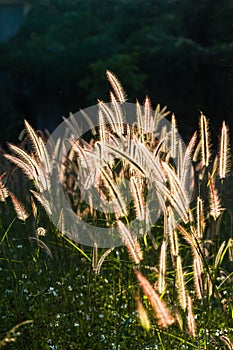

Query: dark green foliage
[[0, 0, 233, 142]]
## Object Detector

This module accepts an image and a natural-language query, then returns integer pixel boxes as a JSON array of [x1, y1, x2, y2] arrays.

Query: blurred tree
[[0, 0, 232, 142], [80, 54, 146, 104]]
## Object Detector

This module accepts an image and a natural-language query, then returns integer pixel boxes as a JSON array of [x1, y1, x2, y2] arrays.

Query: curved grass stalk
[[0, 320, 33, 348], [94, 247, 115, 275], [61, 235, 91, 262], [30, 190, 52, 216], [104, 143, 146, 178], [155, 329, 199, 348]]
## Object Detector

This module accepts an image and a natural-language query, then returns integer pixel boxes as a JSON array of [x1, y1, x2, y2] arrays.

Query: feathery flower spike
[[219, 121, 230, 179], [9, 191, 29, 222], [106, 70, 126, 103], [135, 270, 174, 327]]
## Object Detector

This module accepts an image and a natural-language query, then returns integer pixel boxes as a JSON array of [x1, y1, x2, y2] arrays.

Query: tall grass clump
[[1, 71, 233, 349]]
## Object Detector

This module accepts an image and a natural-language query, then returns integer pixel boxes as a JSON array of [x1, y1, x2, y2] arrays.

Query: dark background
[[0, 0, 233, 145]]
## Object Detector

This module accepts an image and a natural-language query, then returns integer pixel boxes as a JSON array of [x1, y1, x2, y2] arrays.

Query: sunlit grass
[[0, 72, 233, 349]]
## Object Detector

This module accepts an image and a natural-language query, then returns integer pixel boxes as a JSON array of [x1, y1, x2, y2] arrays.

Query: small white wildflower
[[36, 227, 47, 236], [47, 339, 57, 350], [5, 289, 13, 294], [48, 287, 58, 297]]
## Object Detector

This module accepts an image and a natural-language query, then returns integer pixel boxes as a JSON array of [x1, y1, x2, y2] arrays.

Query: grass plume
[[135, 270, 175, 328], [218, 121, 230, 179]]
